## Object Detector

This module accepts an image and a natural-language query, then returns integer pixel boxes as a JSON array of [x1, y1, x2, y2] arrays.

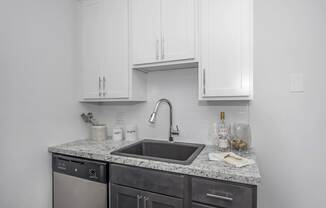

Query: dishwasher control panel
[[53, 154, 107, 183]]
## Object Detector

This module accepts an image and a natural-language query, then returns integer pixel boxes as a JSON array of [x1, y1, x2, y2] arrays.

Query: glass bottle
[[113, 113, 125, 141], [217, 112, 231, 152]]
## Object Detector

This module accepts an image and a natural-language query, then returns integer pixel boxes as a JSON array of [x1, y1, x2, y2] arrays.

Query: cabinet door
[[131, 0, 161, 65], [101, 0, 129, 98], [111, 184, 183, 208], [199, 0, 252, 99], [111, 184, 142, 208], [147, 191, 183, 208], [161, 0, 195, 62], [80, 0, 103, 99]]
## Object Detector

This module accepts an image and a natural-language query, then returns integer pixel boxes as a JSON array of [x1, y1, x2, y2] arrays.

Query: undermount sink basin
[[111, 139, 205, 165]]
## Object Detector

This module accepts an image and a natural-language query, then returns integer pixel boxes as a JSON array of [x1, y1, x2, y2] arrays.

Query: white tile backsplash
[[89, 68, 250, 144]]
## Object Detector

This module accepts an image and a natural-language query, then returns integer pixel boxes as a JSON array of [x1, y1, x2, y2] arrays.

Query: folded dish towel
[[208, 152, 255, 168]]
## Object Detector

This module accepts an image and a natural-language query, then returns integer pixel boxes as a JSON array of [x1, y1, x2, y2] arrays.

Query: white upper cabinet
[[131, 0, 161, 65], [79, 0, 252, 101], [161, 0, 195, 62], [199, 0, 253, 100], [101, 0, 129, 98], [131, 0, 196, 66], [80, 0, 129, 100], [80, 0, 103, 99]]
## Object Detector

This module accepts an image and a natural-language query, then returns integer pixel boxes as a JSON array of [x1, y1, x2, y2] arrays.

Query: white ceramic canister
[[112, 127, 123, 141], [125, 125, 137, 141], [91, 124, 108, 141]]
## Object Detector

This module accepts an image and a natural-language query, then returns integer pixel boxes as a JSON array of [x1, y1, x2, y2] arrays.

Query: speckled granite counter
[[48, 139, 261, 185]]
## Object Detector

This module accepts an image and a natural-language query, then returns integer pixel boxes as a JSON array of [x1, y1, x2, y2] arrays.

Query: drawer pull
[[206, 193, 233, 201], [136, 194, 142, 208], [144, 196, 149, 208]]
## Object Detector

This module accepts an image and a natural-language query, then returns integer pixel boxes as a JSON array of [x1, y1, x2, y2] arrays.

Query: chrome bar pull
[[161, 36, 165, 60], [143, 196, 149, 208], [156, 39, 160, 60], [98, 76, 102, 97], [136, 194, 142, 208], [206, 193, 233, 201], [203, 69, 206, 95], [102, 76, 106, 97]]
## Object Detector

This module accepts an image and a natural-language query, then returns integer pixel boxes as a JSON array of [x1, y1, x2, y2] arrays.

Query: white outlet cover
[[289, 73, 304, 93]]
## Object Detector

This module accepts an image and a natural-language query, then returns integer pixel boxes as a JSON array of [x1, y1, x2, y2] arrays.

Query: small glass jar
[[231, 123, 251, 151]]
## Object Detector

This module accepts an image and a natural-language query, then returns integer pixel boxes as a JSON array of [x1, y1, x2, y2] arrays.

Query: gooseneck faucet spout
[[149, 98, 180, 142]]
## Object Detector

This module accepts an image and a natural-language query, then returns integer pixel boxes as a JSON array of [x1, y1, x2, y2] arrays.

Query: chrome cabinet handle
[[203, 69, 206, 95], [206, 193, 233, 201], [156, 39, 159, 60], [136, 194, 142, 208], [98, 77, 102, 97], [102, 76, 106, 97], [143, 196, 149, 208], [161, 36, 165, 60]]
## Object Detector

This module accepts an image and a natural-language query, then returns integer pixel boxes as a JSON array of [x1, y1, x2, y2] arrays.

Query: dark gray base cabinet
[[111, 184, 183, 208], [110, 164, 257, 208]]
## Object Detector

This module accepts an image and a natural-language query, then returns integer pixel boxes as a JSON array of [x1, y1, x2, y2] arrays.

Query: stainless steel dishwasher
[[52, 154, 108, 208]]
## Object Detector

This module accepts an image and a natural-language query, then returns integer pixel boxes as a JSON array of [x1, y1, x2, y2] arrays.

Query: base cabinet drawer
[[111, 184, 183, 208], [192, 177, 256, 208], [111, 164, 185, 197]]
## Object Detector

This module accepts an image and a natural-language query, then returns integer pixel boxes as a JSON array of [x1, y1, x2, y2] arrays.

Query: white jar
[[125, 125, 137, 141], [112, 127, 123, 141]]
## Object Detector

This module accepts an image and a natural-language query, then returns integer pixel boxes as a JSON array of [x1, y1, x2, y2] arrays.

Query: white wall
[[93, 68, 250, 145], [251, 0, 326, 207], [0, 0, 88, 207]]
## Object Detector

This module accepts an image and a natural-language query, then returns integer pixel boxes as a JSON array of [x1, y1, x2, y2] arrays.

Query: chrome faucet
[[149, 98, 180, 142]]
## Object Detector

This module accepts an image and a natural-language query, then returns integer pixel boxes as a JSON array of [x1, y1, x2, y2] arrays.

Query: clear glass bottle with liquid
[[112, 113, 125, 141], [217, 112, 231, 152]]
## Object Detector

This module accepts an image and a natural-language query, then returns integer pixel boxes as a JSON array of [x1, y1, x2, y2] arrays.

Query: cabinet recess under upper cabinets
[[198, 0, 253, 100], [79, 0, 146, 102], [131, 0, 196, 67]]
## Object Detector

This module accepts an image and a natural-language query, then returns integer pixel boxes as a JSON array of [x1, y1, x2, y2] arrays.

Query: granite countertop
[[48, 138, 261, 185]]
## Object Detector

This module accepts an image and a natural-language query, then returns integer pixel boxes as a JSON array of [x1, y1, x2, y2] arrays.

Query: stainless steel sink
[[111, 139, 205, 165]]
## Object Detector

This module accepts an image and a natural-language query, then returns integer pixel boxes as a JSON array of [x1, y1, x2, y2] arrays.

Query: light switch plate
[[289, 73, 304, 93]]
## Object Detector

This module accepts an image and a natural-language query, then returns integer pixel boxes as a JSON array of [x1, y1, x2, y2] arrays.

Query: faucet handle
[[171, 125, 180, 135]]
